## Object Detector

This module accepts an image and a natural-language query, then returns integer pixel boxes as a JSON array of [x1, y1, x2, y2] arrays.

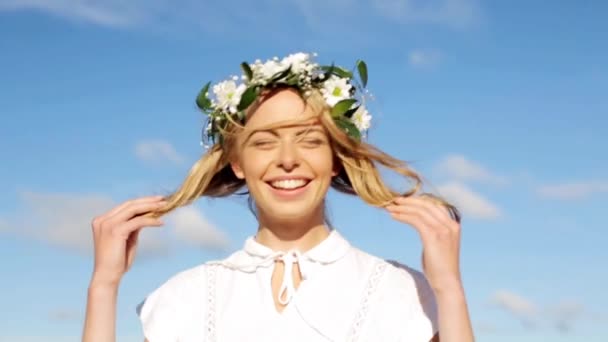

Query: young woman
[[82, 52, 474, 341]]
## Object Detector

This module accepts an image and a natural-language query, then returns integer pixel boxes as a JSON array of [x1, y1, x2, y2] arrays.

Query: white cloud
[[0, 0, 146, 27], [134, 140, 185, 165], [436, 182, 501, 219], [536, 181, 608, 200], [48, 308, 80, 322], [372, 0, 480, 28], [0, 217, 8, 232], [7, 191, 167, 255], [0, 0, 481, 32], [548, 300, 585, 333], [408, 49, 442, 68], [474, 321, 498, 333], [0, 336, 141, 342], [489, 291, 599, 334], [171, 206, 230, 250], [2, 191, 229, 254], [490, 290, 539, 328], [434, 154, 508, 185]]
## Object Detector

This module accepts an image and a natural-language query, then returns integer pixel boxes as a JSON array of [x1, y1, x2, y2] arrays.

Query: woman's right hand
[[89, 195, 166, 287]]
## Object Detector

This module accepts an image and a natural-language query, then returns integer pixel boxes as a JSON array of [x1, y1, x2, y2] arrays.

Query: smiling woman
[[82, 52, 474, 342]]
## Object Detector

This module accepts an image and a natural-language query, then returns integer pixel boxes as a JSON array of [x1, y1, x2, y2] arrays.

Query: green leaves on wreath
[[241, 62, 253, 82], [238, 86, 259, 111], [196, 82, 212, 111], [331, 99, 358, 118], [356, 60, 368, 87], [270, 66, 292, 83], [321, 65, 353, 79], [334, 116, 361, 140]]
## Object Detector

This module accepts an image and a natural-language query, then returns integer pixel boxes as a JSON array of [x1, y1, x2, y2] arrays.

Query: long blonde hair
[[154, 88, 460, 223]]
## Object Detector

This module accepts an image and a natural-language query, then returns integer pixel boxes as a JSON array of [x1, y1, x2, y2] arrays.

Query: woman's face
[[231, 88, 337, 223]]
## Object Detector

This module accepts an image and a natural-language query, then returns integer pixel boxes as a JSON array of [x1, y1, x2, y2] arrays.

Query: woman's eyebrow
[[295, 126, 324, 137]]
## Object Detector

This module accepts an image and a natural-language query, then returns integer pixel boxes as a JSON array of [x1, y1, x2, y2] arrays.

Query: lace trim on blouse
[[346, 260, 388, 342], [205, 265, 218, 342]]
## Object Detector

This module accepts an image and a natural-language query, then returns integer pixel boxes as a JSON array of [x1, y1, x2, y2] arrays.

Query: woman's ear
[[332, 157, 342, 177], [231, 162, 245, 180]]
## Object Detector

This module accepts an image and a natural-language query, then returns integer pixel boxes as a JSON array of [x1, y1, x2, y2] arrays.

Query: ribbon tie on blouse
[[212, 230, 351, 306]]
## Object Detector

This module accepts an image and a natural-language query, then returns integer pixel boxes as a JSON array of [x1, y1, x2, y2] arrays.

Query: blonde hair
[[154, 88, 460, 223]]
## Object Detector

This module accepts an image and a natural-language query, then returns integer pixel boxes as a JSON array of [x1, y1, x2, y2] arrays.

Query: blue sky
[[1, 0, 607, 340]]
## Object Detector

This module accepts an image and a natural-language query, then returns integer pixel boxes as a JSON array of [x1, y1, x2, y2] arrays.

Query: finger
[[393, 196, 456, 228], [387, 203, 443, 232], [99, 196, 165, 222], [115, 216, 164, 237], [106, 201, 167, 227], [388, 210, 433, 238]]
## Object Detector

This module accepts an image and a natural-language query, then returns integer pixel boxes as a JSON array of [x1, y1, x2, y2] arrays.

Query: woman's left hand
[[385, 195, 463, 294]]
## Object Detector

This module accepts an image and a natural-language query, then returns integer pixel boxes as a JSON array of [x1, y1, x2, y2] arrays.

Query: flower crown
[[195, 52, 372, 147]]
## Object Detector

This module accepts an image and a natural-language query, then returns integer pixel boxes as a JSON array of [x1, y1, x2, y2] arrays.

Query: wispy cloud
[[0, 0, 147, 28], [474, 321, 499, 334], [434, 154, 508, 186], [408, 49, 442, 69], [1, 191, 228, 254], [5, 191, 167, 254], [0, 0, 481, 33], [536, 180, 608, 200], [548, 300, 585, 333], [48, 308, 80, 322], [490, 290, 539, 328], [372, 0, 480, 28], [171, 206, 230, 250], [0, 217, 8, 232], [490, 290, 596, 333], [436, 182, 502, 219], [134, 140, 185, 165]]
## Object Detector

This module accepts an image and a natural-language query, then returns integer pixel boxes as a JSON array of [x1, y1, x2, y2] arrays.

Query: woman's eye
[[300, 139, 324, 147], [252, 140, 275, 148]]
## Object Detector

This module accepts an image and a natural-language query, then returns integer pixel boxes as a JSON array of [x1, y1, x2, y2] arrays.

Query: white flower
[[212, 80, 246, 114], [351, 106, 372, 132], [281, 52, 315, 74], [252, 59, 288, 83], [321, 76, 352, 106]]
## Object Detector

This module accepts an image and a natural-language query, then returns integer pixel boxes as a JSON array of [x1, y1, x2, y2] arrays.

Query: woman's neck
[[254, 215, 330, 252]]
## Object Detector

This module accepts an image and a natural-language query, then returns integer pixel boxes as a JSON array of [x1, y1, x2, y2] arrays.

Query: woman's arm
[[433, 284, 474, 342], [81, 196, 166, 342], [386, 196, 474, 342], [82, 280, 119, 342]]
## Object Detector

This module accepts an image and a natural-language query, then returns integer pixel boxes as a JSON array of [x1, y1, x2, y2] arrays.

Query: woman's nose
[[277, 142, 299, 171]]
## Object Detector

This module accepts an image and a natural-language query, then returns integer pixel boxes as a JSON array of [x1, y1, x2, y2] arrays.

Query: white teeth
[[270, 179, 308, 190]]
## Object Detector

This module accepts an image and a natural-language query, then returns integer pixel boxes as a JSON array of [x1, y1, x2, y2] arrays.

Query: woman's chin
[[259, 200, 321, 223]]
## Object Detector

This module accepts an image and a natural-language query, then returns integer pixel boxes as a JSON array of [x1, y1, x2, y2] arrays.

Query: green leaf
[[333, 66, 353, 79], [237, 86, 258, 111], [196, 82, 212, 111], [331, 99, 358, 118], [344, 105, 359, 119], [320, 65, 353, 79], [334, 116, 361, 140], [241, 62, 253, 82], [320, 64, 335, 81], [270, 66, 292, 83], [356, 60, 368, 87], [285, 73, 300, 86]]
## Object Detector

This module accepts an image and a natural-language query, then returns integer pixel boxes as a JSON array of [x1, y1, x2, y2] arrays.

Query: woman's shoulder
[[351, 251, 439, 341], [348, 247, 435, 312], [136, 262, 218, 340], [349, 247, 429, 289], [153, 263, 210, 292]]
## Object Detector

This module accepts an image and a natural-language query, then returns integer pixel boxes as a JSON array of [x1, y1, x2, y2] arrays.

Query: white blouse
[[137, 230, 438, 341]]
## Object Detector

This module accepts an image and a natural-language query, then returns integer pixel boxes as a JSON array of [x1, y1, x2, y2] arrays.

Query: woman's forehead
[[246, 90, 312, 126], [246, 120, 325, 137]]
